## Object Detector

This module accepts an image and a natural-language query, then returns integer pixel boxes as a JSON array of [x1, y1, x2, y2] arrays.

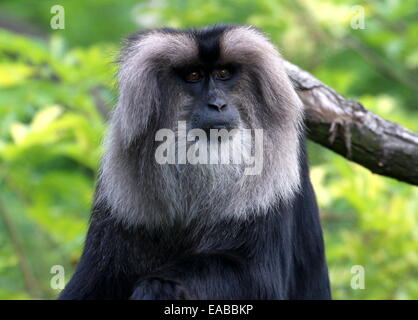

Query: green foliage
[[0, 0, 417, 299], [0, 29, 115, 299]]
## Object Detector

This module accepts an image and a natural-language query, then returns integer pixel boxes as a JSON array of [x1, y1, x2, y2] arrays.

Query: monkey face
[[100, 25, 305, 225], [174, 63, 242, 135], [115, 25, 303, 146]]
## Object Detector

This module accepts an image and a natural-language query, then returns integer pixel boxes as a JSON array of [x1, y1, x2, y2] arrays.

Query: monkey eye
[[215, 68, 232, 80], [184, 70, 203, 83]]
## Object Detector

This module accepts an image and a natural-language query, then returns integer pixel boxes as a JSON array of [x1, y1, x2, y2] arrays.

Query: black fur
[[59, 140, 331, 300], [195, 25, 227, 64]]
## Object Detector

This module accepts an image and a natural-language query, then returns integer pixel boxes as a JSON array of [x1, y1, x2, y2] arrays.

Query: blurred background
[[0, 0, 417, 300]]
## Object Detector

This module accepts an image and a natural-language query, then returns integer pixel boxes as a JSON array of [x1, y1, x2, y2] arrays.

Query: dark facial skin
[[176, 64, 241, 132]]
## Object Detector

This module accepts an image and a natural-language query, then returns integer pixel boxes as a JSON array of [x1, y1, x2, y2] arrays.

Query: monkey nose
[[207, 100, 227, 111]]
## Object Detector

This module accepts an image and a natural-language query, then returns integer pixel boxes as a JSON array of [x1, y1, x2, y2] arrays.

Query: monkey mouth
[[190, 118, 239, 131], [201, 123, 237, 136], [210, 124, 229, 130]]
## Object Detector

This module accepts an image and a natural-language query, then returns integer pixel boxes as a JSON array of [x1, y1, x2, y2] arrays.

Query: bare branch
[[285, 61, 418, 186]]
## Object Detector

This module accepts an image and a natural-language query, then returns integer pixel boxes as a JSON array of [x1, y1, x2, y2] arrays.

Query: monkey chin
[[176, 125, 255, 169]]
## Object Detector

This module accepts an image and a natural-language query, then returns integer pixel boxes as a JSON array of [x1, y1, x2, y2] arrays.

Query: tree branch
[[284, 61, 418, 186]]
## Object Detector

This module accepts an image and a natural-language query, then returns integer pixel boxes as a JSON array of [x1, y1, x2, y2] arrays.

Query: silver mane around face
[[97, 25, 304, 227]]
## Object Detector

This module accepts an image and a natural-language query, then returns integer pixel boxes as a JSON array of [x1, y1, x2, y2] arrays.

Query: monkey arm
[[130, 278, 191, 300], [60, 202, 328, 300], [130, 252, 256, 300], [59, 199, 312, 300], [60, 218, 252, 299]]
